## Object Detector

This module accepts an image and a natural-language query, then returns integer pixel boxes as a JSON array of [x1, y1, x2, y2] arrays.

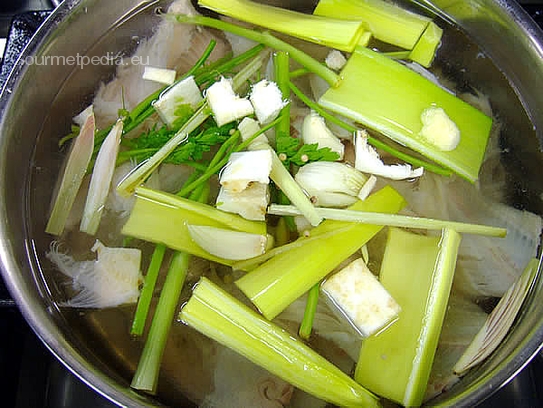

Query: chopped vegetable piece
[[152, 75, 203, 127], [121, 187, 266, 265], [198, 0, 370, 52], [313, 0, 433, 51], [216, 182, 269, 221], [235, 186, 406, 320], [419, 106, 460, 151], [453, 257, 540, 376], [46, 240, 142, 308], [299, 282, 321, 341], [180, 277, 381, 408], [250, 141, 324, 226], [319, 47, 492, 182], [249, 79, 287, 125], [206, 77, 254, 126], [355, 130, 424, 180], [187, 224, 268, 260], [325, 50, 347, 71], [355, 228, 461, 407], [409, 21, 443, 68], [142, 66, 176, 85], [267, 204, 507, 237], [322, 258, 401, 337], [238, 117, 269, 147], [294, 161, 369, 207], [302, 110, 344, 160], [219, 150, 272, 193], [46, 108, 96, 235], [80, 120, 123, 235]]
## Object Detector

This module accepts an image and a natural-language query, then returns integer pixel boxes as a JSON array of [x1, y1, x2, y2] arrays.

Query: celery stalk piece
[[319, 47, 492, 182], [180, 277, 381, 408], [121, 187, 266, 265], [355, 227, 461, 407], [46, 109, 96, 235], [267, 204, 507, 237], [235, 186, 406, 320], [80, 120, 123, 235], [409, 21, 443, 67], [314, 0, 430, 50], [197, 0, 369, 52]]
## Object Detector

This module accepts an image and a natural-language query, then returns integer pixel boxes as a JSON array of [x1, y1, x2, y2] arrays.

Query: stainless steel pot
[[0, 0, 542, 406]]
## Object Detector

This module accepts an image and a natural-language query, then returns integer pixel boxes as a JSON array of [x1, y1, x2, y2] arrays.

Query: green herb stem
[[299, 282, 321, 341], [131, 244, 167, 336], [273, 51, 291, 144], [130, 250, 191, 392], [268, 204, 507, 237]]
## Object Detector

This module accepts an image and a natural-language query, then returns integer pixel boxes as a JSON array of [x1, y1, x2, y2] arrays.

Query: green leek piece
[[355, 227, 461, 407], [319, 47, 492, 182], [180, 277, 381, 407], [409, 21, 443, 68], [235, 185, 406, 320], [121, 187, 266, 265], [198, 0, 370, 52], [313, 0, 430, 50]]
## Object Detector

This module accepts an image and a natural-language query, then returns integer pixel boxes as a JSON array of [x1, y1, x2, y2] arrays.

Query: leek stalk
[[268, 204, 507, 237], [235, 186, 406, 320], [314, 0, 429, 50], [180, 277, 381, 407], [168, 13, 341, 87], [288, 81, 452, 177], [313, 0, 442, 67], [197, 0, 369, 52], [355, 227, 461, 407], [121, 186, 266, 265], [319, 46, 492, 182]]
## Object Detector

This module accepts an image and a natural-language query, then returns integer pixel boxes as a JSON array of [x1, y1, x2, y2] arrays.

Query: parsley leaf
[[277, 135, 340, 166]]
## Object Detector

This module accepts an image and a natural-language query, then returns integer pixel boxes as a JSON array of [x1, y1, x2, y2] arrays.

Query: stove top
[[1, 2, 543, 408]]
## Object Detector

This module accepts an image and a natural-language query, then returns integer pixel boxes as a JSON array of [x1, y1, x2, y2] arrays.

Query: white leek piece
[[179, 277, 381, 407], [153, 75, 203, 127], [80, 120, 123, 235], [216, 182, 269, 221], [206, 76, 254, 126], [325, 50, 347, 71], [142, 66, 176, 85], [294, 161, 369, 207], [46, 240, 142, 308], [219, 150, 272, 193], [453, 258, 540, 376], [46, 108, 96, 235], [187, 224, 268, 260], [322, 258, 401, 337], [249, 79, 287, 125], [355, 130, 423, 180], [302, 110, 344, 160]]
